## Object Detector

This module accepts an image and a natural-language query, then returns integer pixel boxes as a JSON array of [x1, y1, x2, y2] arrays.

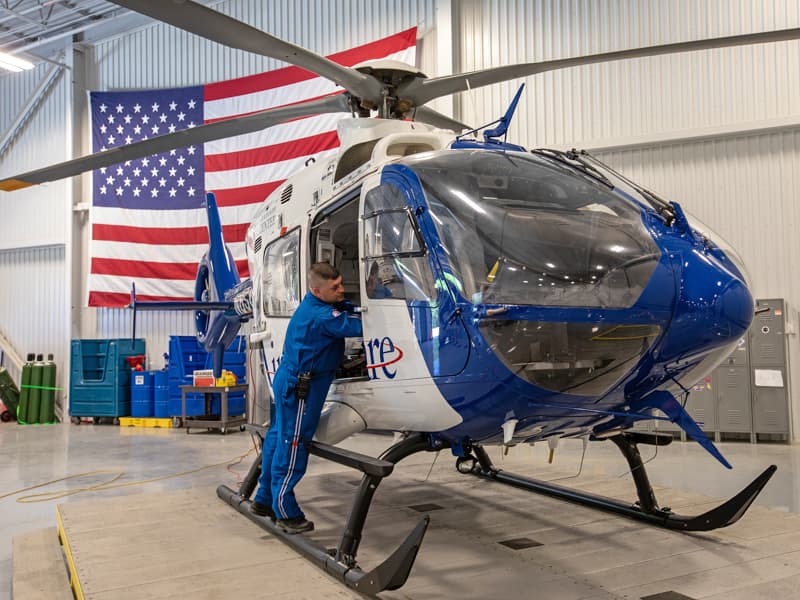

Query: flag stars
[[116, 166, 123, 176], [124, 114, 132, 124], [116, 187, 123, 196], [187, 187, 196, 197], [158, 157, 167, 167], [107, 115, 115, 123], [169, 188, 177, 197], [169, 149, 176, 156], [99, 103, 108, 113], [168, 167, 176, 177], [150, 167, 159, 177], [188, 121, 196, 128], [100, 124, 107, 134], [168, 124, 176, 133], [115, 104, 124, 113], [177, 112, 186, 122], [141, 157, 150, 167], [123, 177, 131, 187], [133, 125, 141, 135], [151, 102, 160, 112], [176, 177, 185, 187], [133, 188, 141, 197], [107, 135, 116, 145], [187, 99, 196, 109], [140, 177, 149, 187], [106, 175, 115, 185], [151, 125, 160, 134], [100, 167, 107, 174], [176, 156, 186, 166], [159, 113, 167, 123], [151, 188, 159, 198], [187, 145, 196, 155], [133, 167, 141, 177], [116, 125, 124, 134], [141, 115, 150, 124], [169, 101, 177, 111], [99, 185, 107, 194], [124, 136, 133, 144], [159, 177, 167, 187], [187, 166, 196, 176]]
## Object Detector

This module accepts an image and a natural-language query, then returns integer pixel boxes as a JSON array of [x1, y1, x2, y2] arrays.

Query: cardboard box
[[192, 369, 215, 386]]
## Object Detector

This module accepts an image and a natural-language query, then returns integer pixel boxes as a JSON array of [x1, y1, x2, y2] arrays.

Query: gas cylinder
[[39, 354, 56, 423], [27, 354, 44, 424], [17, 353, 35, 423]]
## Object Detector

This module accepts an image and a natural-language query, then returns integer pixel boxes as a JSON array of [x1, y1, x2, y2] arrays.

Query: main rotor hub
[[353, 59, 427, 119]]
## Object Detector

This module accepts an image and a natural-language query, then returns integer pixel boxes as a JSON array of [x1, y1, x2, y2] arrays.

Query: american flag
[[87, 28, 417, 307]]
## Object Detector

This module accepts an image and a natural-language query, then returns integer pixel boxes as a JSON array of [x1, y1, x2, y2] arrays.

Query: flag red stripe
[[203, 27, 417, 101], [92, 258, 198, 280], [210, 181, 283, 207], [92, 223, 250, 244], [205, 131, 339, 172], [90, 257, 249, 280]]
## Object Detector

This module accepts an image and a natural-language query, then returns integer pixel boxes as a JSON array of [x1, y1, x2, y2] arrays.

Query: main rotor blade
[[0, 94, 350, 191], [401, 27, 800, 106], [413, 106, 470, 132], [110, 0, 383, 103]]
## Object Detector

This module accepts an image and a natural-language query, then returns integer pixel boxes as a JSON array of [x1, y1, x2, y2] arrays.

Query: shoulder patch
[[331, 309, 341, 318]]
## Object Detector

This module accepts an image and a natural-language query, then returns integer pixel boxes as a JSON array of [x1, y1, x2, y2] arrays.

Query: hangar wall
[[0, 0, 798, 435], [0, 55, 72, 413]]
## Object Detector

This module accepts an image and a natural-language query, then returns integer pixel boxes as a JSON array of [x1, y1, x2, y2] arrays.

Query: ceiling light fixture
[[0, 51, 34, 73]]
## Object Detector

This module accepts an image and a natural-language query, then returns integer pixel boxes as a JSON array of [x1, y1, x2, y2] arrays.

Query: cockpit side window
[[362, 183, 436, 301], [262, 228, 301, 316]]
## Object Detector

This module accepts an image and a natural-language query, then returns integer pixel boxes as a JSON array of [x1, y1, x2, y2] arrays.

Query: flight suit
[[255, 292, 362, 521]]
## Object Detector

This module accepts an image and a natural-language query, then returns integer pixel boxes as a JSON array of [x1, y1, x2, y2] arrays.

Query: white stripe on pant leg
[[277, 398, 305, 519]]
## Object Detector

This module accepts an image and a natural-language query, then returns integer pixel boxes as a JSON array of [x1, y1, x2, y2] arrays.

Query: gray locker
[[686, 375, 716, 432], [716, 364, 752, 434], [749, 298, 790, 437]]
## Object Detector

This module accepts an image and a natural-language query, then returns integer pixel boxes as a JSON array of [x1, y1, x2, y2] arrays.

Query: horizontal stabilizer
[[642, 390, 732, 469]]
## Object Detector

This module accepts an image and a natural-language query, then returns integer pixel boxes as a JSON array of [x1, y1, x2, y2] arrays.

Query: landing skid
[[218, 427, 435, 595], [458, 432, 776, 532]]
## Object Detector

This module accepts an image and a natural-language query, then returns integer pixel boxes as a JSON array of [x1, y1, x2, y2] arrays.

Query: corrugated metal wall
[[0, 50, 72, 413], [1, 0, 799, 432], [453, 0, 800, 148]]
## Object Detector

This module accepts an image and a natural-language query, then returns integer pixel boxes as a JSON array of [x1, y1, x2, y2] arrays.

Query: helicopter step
[[217, 427, 436, 595], [457, 433, 777, 532]]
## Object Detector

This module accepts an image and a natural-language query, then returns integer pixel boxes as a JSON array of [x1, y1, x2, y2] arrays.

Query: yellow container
[[215, 370, 237, 387], [119, 417, 173, 428]]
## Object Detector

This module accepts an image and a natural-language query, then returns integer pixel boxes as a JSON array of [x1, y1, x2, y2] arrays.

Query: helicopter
[[2, 0, 799, 594]]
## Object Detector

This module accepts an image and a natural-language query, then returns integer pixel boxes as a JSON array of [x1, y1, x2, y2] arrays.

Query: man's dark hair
[[308, 262, 341, 289]]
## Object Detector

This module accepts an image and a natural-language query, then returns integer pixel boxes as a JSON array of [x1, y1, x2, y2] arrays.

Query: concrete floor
[[2, 423, 800, 599]]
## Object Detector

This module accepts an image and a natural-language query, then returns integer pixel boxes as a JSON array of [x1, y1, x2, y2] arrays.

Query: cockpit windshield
[[406, 151, 661, 308]]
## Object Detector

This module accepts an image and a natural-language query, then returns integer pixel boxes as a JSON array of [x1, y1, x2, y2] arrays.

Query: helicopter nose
[[714, 277, 754, 337]]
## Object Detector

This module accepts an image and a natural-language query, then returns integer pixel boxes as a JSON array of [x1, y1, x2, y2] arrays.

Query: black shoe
[[249, 501, 275, 521], [276, 516, 314, 534]]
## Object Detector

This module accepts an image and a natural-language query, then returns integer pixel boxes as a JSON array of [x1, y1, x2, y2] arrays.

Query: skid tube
[[459, 431, 777, 532], [218, 427, 435, 595]]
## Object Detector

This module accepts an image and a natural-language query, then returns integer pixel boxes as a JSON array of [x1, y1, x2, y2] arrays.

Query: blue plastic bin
[[130, 371, 154, 417]]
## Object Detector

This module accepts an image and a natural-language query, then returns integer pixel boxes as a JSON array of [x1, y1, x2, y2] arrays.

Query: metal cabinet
[[749, 299, 790, 437]]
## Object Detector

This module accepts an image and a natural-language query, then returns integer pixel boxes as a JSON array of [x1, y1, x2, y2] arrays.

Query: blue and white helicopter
[[3, 1, 799, 593]]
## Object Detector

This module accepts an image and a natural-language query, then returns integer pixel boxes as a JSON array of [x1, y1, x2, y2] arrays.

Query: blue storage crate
[[166, 335, 247, 416], [69, 339, 146, 418]]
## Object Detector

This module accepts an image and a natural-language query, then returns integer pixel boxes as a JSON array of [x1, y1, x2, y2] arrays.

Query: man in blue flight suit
[[251, 262, 363, 533]]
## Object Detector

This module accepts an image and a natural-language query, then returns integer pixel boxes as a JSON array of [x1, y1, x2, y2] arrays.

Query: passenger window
[[262, 228, 301, 316], [363, 183, 435, 301]]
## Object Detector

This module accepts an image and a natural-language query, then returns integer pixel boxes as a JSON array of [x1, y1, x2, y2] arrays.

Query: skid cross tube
[[467, 434, 776, 532], [218, 428, 434, 595]]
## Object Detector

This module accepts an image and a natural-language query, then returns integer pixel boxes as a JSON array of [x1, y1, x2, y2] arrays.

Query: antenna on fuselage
[[456, 83, 525, 146]]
